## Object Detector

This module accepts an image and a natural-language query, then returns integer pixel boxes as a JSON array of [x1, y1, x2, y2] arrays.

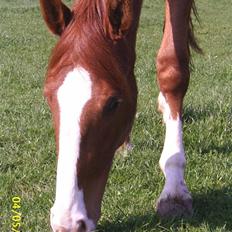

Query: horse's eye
[[103, 96, 121, 114]]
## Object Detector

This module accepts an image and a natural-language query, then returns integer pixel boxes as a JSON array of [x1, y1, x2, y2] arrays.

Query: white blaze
[[50, 68, 95, 231]]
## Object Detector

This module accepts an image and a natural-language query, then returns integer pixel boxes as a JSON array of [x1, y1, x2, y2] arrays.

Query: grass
[[0, 0, 232, 231]]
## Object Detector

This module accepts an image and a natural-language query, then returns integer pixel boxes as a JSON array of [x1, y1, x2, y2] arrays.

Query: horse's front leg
[[155, 0, 196, 218]]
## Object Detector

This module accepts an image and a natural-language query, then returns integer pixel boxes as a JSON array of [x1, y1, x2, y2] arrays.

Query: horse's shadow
[[183, 106, 212, 124], [97, 187, 232, 231]]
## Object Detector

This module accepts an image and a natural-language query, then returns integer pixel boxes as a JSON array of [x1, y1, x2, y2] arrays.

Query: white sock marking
[[51, 68, 95, 231], [158, 92, 190, 198]]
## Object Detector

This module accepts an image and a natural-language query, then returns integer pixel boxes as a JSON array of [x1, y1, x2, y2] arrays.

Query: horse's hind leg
[[155, 0, 194, 218]]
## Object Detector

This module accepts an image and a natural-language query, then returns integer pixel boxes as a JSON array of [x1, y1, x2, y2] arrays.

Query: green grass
[[1, 0, 232, 231]]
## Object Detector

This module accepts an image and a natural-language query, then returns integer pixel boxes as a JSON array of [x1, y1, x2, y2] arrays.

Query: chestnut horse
[[39, 0, 201, 231]]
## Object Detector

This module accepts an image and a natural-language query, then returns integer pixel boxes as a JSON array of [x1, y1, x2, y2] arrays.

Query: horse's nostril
[[76, 220, 86, 232]]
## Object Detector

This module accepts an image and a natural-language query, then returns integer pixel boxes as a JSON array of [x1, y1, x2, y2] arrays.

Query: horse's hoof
[[156, 195, 193, 218]]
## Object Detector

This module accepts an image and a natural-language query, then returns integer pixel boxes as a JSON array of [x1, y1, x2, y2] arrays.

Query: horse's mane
[[46, 0, 128, 90]]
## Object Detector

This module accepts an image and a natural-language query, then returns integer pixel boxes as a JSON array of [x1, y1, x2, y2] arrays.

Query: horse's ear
[[39, 0, 73, 36], [105, 0, 133, 41]]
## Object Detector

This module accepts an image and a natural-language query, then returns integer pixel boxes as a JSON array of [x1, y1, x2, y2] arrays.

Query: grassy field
[[1, 0, 232, 231]]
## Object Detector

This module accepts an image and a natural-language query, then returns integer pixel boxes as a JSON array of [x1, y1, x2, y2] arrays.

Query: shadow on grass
[[97, 187, 232, 231], [200, 142, 232, 155], [183, 106, 212, 124]]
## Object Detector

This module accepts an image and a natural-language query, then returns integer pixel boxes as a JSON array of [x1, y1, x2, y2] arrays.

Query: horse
[[39, 0, 201, 231]]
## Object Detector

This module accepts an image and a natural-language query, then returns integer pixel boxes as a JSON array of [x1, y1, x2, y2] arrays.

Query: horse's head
[[40, 0, 140, 231]]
